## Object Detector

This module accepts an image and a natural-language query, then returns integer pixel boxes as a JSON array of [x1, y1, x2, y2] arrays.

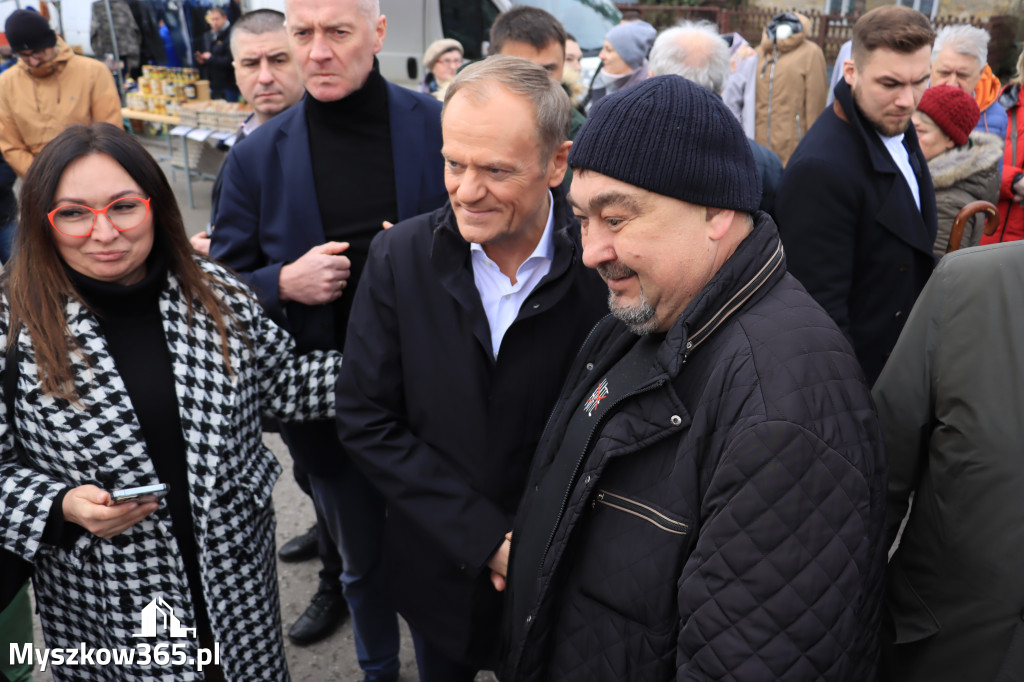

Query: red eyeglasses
[[48, 197, 151, 238]]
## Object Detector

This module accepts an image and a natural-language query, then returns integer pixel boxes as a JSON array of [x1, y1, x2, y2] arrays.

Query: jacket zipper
[[537, 314, 612, 444], [594, 490, 689, 535], [537, 380, 665, 572]]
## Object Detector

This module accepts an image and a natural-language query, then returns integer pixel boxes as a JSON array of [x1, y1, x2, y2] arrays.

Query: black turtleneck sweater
[[64, 251, 210, 634], [305, 60, 397, 348]]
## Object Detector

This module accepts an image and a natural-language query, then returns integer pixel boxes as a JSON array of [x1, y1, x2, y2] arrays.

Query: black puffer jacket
[[501, 213, 887, 681]]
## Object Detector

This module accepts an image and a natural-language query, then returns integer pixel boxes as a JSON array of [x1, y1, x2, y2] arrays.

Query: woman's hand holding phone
[[62, 484, 159, 538]]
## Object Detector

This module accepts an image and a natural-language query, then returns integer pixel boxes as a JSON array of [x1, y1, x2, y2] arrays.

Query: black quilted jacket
[[500, 213, 887, 681]]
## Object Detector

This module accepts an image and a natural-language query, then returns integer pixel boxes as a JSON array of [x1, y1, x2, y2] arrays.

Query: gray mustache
[[597, 263, 636, 280]]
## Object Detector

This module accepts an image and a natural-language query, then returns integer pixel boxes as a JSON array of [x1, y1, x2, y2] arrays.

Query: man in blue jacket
[[210, 1, 446, 680], [499, 75, 887, 682], [335, 56, 607, 681]]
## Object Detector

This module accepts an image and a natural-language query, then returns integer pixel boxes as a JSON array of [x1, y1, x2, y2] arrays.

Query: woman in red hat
[[913, 84, 1003, 257]]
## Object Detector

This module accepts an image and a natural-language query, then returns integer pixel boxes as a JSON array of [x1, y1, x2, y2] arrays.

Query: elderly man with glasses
[[0, 10, 122, 178]]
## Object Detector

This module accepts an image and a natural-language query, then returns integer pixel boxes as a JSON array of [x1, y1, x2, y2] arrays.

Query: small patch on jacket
[[584, 378, 608, 417]]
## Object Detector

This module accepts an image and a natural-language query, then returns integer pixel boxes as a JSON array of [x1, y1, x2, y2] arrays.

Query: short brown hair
[[851, 6, 935, 67], [443, 55, 570, 161]]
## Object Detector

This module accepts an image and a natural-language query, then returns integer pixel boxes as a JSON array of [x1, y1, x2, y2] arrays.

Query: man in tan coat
[[723, 12, 827, 165], [0, 10, 122, 176]]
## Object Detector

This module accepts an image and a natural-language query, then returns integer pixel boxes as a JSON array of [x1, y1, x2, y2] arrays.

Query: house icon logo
[[133, 597, 197, 639]]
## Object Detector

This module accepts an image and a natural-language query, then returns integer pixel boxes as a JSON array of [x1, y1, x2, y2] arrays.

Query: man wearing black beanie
[[0, 9, 122, 176], [499, 75, 888, 682]]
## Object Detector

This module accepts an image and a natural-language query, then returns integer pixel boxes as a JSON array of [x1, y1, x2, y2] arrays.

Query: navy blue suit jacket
[[210, 82, 445, 478], [211, 84, 446, 353]]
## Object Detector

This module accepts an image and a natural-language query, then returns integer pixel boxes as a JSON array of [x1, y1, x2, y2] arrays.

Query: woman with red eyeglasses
[[0, 122, 341, 681]]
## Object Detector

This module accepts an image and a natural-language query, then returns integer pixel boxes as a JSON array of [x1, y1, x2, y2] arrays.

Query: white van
[[248, 0, 620, 86]]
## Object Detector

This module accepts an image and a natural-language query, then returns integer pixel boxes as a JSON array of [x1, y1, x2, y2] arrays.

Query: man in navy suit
[[211, 1, 446, 680], [776, 5, 937, 385]]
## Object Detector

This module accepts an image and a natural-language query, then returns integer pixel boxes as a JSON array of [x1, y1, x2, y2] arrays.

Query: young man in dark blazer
[[776, 5, 937, 385]]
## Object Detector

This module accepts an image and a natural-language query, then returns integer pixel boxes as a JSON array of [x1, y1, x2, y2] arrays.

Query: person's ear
[[705, 208, 736, 242], [843, 58, 856, 86], [546, 140, 573, 188]]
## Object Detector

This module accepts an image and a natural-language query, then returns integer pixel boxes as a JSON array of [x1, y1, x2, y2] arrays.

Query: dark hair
[[852, 6, 935, 66], [490, 6, 566, 55], [231, 9, 286, 55], [6, 123, 245, 399], [233, 8, 284, 35], [208, 6, 227, 18]]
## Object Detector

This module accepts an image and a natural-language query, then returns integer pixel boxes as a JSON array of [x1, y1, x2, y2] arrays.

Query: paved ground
[[26, 133, 498, 682]]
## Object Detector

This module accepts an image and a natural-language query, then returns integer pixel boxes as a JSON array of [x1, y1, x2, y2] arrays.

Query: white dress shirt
[[877, 130, 921, 211], [470, 190, 556, 359]]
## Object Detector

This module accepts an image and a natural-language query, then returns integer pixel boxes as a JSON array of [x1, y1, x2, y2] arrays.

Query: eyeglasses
[[436, 56, 462, 67], [17, 48, 50, 63], [48, 197, 151, 237]]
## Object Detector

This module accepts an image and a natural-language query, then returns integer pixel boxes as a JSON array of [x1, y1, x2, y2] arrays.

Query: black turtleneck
[[305, 59, 397, 348], [65, 249, 210, 634]]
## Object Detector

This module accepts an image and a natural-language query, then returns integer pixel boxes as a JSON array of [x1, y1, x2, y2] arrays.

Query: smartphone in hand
[[107, 483, 168, 506]]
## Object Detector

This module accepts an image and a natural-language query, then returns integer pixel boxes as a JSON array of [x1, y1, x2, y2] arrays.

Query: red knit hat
[[916, 85, 980, 147]]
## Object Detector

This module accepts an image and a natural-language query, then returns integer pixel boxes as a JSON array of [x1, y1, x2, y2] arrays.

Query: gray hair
[[933, 24, 989, 69], [360, 0, 380, 21], [284, 0, 379, 25], [649, 21, 730, 95], [443, 55, 570, 160], [231, 9, 286, 56]]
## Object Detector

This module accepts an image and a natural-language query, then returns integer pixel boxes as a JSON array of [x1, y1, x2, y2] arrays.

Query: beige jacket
[[0, 41, 123, 176], [753, 17, 827, 166]]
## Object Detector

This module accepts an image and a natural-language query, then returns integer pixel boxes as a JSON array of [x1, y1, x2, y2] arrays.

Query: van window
[[513, 0, 620, 52], [441, 1, 502, 59]]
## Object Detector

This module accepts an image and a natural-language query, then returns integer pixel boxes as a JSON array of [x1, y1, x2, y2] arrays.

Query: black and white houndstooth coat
[[0, 258, 341, 681]]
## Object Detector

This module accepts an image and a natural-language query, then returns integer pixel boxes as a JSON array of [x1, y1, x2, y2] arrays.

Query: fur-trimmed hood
[[928, 131, 1003, 192]]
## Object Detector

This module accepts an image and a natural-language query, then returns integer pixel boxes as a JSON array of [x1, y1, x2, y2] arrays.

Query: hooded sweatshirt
[[973, 63, 1009, 140], [0, 40, 123, 176]]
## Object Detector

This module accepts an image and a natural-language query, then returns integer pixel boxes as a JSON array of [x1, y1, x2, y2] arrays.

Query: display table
[[121, 108, 181, 125], [122, 108, 228, 209]]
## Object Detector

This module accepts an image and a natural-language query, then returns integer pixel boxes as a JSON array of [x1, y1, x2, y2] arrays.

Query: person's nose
[[894, 84, 916, 110], [455, 169, 486, 205], [89, 211, 120, 242], [257, 58, 275, 84], [581, 223, 615, 270], [309, 32, 332, 63]]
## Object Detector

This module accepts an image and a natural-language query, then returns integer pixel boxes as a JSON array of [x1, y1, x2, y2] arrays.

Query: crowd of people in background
[[2, 1, 1024, 681]]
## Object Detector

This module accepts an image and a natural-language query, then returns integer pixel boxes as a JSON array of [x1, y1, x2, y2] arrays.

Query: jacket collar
[[431, 184, 584, 356], [657, 212, 785, 377], [432, 182, 581, 279], [833, 78, 927, 176], [999, 83, 1020, 111], [833, 77, 937, 256]]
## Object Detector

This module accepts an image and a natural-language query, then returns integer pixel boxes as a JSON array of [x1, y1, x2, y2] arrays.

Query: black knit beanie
[[5, 10, 57, 53], [569, 75, 761, 213]]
